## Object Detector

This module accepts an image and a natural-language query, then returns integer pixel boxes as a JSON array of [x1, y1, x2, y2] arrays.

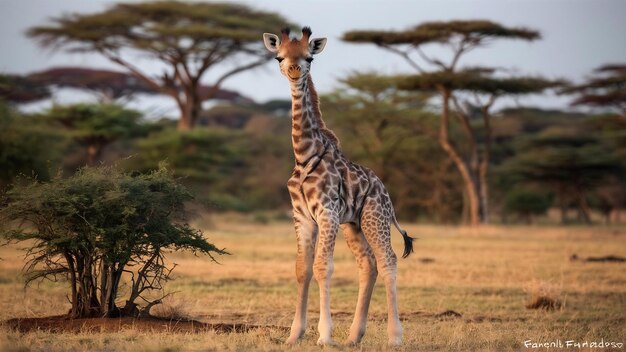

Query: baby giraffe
[[263, 27, 414, 346]]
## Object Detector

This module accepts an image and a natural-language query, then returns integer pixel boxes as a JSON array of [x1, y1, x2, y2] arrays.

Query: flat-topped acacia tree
[[28, 67, 252, 105], [343, 20, 563, 225], [0, 73, 51, 104], [563, 64, 626, 115], [397, 68, 563, 224], [28, 1, 293, 130]]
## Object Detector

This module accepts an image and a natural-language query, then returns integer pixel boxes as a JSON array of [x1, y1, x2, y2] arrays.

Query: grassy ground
[[0, 217, 625, 351]]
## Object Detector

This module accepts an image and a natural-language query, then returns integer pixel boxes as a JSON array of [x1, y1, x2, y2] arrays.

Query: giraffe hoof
[[387, 337, 402, 347], [344, 339, 360, 347], [285, 335, 302, 345], [316, 337, 338, 346]]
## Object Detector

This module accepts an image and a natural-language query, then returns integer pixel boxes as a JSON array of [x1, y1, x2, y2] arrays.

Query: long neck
[[290, 75, 325, 164]]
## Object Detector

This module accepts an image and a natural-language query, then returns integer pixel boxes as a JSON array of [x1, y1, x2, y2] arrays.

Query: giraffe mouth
[[288, 73, 301, 81]]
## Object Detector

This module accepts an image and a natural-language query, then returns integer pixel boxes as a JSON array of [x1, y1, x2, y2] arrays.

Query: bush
[[504, 189, 553, 223], [41, 103, 148, 166], [0, 101, 65, 190], [130, 127, 291, 212], [0, 165, 226, 318]]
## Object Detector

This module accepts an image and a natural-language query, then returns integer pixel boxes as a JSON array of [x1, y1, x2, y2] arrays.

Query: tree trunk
[[577, 190, 592, 224], [99, 260, 108, 316], [524, 213, 532, 225], [64, 253, 79, 318], [557, 185, 569, 225], [478, 164, 489, 224], [478, 106, 493, 224], [100, 261, 120, 317], [86, 144, 102, 166], [178, 87, 202, 131], [438, 89, 480, 226], [560, 206, 568, 225]]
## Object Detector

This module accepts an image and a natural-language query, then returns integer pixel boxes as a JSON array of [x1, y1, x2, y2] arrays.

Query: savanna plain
[[0, 216, 624, 351]]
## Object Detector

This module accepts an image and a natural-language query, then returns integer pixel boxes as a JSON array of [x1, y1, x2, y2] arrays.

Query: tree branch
[[378, 44, 425, 73], [416, 47, 446, 70], [450, 94, 478, 165], [101, 49, 180, 103], [449, 40, 467, 71], [206, 56, 270, 100]]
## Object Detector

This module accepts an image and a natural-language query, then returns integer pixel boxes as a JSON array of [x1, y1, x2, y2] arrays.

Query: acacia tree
[[42, 103, 147, 165], [0, 166, 226, 318], [28, 1, 292, 130], [343, 20, 562, 225], [504, 188, 552, 224], [0, 101, 64, 190], [502, 133, 623, 224], [397, 69, 562, 224], [0, 73, 51, 104], [563, 64, 626, 115], [28, 67, 252, 105]]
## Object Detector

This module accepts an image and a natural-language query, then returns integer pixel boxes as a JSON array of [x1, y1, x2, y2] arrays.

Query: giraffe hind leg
[[342, 223, 377, 345], [360, 197, 403, 346]]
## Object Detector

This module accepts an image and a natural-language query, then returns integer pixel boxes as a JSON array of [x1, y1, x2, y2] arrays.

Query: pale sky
[[1, 0, 624, 117]]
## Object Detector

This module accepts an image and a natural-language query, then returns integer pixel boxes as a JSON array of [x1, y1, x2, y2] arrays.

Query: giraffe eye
[[305, 57, 314, 63], [275, 57, 284, 63]]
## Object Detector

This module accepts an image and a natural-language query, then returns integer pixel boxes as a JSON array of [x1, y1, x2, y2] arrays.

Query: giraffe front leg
[[286, 216, 317, 344], [313, 213, 339, 346]]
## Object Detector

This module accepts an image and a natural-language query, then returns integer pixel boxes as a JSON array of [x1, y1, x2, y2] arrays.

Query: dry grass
[[1, 217, 625, 351]]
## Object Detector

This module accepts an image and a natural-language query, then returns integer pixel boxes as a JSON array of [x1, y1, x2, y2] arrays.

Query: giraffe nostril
[[289, 65, 301, 72]]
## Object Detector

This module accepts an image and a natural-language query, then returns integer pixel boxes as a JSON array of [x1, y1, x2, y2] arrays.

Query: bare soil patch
[[4, 315, 288, 334]]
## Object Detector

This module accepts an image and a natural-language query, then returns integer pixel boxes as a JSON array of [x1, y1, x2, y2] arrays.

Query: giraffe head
[[263, 27, 327, 83]]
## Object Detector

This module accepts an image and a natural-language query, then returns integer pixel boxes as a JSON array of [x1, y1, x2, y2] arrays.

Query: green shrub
[[504, 189, 553, 223], [0, 165, 226, 318]]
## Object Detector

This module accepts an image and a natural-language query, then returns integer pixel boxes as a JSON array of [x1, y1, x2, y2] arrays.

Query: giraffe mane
[[307, 76, 341, 149]]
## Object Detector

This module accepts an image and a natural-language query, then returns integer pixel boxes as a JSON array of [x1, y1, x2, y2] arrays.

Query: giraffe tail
[[392, 214, 414, 259]]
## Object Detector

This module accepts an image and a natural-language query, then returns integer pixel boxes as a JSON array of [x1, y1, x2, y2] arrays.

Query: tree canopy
[[28, 66, 253, 104], [343, 20, 540, 72], [0, 73, 51, 104], [42, 103, 147, 165], [501, 132, 624, 223], [396, 68, 565, 95], [0, 101, 64, 189], [28, 1, 294, 130], [563, 64, 626, 114], [343, 20, 539, 45]]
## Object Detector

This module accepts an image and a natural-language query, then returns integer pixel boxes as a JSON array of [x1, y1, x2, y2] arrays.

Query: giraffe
[[263, 27, 414, 347]]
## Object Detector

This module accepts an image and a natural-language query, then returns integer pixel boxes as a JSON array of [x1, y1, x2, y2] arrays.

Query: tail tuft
[[400, 229, 414, 259]]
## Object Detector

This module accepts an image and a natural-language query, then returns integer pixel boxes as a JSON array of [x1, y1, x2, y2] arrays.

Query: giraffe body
[[263, 27, 413, 347]]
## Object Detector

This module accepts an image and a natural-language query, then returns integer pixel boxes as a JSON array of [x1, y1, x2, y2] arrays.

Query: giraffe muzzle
[[287, 65, 302, 80]]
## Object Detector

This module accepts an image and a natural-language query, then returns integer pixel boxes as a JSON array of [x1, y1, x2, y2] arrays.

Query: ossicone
[[302, 26, 312, 40], [280, 27, 291, 41]]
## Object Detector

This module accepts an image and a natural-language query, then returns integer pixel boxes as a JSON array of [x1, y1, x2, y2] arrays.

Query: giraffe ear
[[263, 33, 280, 53], [309, 37, 327, 55]]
